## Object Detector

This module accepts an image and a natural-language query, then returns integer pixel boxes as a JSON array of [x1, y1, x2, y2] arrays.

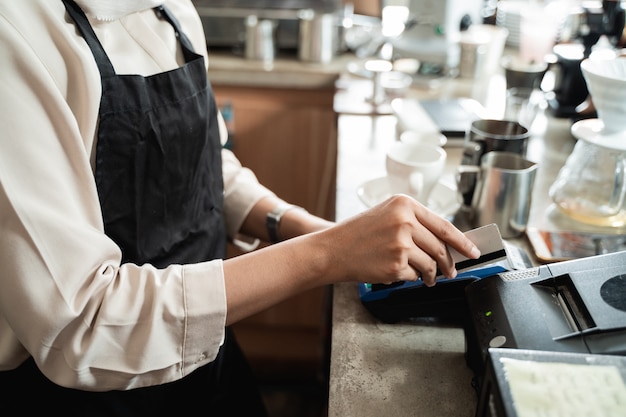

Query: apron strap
[[62, 1, 200, 77], [61, 0, 116, 77], [153, 5, 199, 63]]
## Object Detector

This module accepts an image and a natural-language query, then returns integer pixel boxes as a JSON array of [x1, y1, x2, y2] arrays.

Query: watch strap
[[266, 204, 303, 243]]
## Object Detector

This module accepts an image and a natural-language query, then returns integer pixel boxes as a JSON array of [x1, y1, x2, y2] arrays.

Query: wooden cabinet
[[214, 85, 338, 220], [213, 83, 338, 382], [353, 0, 381, 17]]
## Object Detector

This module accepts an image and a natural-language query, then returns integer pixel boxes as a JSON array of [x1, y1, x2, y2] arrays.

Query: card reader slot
[[531, 274, 597, 340], [555, 280, 596, 332], [556, 291, 581, 333]]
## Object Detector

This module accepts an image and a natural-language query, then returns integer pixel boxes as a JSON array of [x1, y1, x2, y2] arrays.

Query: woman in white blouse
[[0, 1, 480, 415]]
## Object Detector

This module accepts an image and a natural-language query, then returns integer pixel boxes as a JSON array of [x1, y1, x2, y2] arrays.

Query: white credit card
[[443, 223, 508, 275]]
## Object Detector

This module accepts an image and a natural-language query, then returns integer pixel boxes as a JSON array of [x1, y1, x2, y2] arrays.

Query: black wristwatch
[[266, 204, 304, 243]]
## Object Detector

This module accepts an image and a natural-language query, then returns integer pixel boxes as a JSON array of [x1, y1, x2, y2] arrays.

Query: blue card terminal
[[359, 224, 509, 322]]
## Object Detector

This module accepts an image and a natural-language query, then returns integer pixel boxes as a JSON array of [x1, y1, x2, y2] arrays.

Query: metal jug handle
[[460, 141, 484, 166], [455, 164, 482, 208]]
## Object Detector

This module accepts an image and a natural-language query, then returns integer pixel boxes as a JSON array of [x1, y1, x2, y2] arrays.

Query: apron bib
[[92, 5, 226, 267]]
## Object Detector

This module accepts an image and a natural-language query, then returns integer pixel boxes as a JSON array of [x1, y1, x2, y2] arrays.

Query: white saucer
[[571, 118, 626, 151], [356, 176, 460, 218]]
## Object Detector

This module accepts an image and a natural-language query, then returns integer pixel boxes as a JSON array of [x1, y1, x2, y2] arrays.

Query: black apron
[[0, 1, 267, 415]]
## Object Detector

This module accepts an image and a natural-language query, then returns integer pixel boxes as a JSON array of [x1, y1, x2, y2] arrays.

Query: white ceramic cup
[[399, 130, 448, 147], [385, 141, 447, 205]]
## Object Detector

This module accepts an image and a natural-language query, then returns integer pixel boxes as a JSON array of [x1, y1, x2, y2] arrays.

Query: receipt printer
[[465, 250, 626, 381], [475, 348, 626, 417]]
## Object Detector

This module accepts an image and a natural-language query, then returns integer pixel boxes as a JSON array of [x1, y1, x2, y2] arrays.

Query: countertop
[[207, 50, 353, 89], [328, 71, 586, 417]]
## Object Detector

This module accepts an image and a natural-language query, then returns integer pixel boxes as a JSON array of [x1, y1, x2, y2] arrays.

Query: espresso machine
[[389, 0, 484, 73], [547, 0, 626, 118]]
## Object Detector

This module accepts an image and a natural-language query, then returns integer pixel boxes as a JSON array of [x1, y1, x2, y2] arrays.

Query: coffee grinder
[[547, 0, 625, 118]]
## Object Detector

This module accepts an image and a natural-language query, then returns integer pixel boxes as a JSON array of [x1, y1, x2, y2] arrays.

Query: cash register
[[464, 250, 626, 385]]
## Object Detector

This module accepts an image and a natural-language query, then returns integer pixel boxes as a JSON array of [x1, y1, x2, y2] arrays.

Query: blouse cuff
[[180, 259, 227, 373]]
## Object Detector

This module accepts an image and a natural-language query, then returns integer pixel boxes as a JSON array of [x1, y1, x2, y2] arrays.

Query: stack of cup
[[518, 3, 559, 65]]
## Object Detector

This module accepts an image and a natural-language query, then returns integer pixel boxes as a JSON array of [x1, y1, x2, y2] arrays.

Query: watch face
[[267, 204, 291, 243], [267, 204, 304, 243]]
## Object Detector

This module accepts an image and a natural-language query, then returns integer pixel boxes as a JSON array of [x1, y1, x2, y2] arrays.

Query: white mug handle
[[408, 171, 425, 203]]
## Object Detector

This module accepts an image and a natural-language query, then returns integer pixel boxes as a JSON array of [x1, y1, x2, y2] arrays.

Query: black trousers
[[0, 328, 267, 417]]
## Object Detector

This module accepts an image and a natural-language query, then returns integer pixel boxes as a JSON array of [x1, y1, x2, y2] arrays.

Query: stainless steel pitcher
[[457, 152, 538, 238]]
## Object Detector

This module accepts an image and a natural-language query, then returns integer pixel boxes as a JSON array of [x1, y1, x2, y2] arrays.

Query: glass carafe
[[549, 124, 626, 227]]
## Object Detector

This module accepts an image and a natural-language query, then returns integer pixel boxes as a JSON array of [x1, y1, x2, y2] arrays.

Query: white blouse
[[0, 0, 273, 390]]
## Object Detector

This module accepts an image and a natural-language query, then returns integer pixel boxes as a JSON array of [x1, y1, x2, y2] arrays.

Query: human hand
[[321, 194, 480, 287]]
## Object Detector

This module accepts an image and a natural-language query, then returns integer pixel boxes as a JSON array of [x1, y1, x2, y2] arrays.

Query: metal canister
[[245, 15, 276, 63], [298, 9, 339, 64]]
